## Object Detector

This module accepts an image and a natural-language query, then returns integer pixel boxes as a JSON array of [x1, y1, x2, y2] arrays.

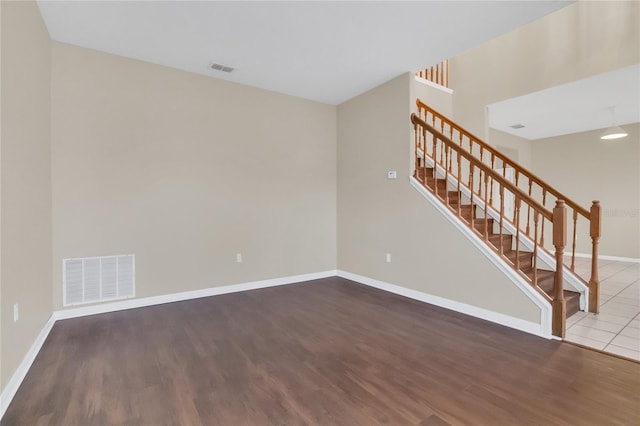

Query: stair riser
[[472, 220, 495, 236], [488, 235, 513, 252], [416, 166, 582, 323]]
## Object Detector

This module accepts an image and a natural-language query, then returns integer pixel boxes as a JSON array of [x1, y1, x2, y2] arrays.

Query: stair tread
[[414, 171, 583, 319]]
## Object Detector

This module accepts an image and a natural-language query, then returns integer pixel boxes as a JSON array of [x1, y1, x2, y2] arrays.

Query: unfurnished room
[[1, 1, 639, 425]]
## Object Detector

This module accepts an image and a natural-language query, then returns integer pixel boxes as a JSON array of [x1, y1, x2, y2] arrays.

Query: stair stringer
[[409, 177, 553, 338], [417, 151, 589, 311]]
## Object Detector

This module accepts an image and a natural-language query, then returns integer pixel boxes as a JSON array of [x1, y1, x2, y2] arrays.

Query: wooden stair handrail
[[411, 113, 553, 220], [412, 112, 576, 337], [416, 99, 590, 219]]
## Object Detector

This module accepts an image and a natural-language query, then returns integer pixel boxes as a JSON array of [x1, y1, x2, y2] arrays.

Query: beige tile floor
[[565, 258, 640, 360]]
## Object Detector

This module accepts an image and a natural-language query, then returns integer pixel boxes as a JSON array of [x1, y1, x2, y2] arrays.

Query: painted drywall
[[0, 1, 53, 390], [532, 124, 640, 259], [337, 73, 540, 323], [449, 0, 639, 260], [413, 78, 453, 117], [490, 129, 532, 171], [450, 0, 640, 138], [51, 42, 337, 310]]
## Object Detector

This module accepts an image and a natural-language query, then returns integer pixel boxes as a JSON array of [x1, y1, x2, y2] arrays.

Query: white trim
[[337, 270, 549, 338], [54, 270, 337, 320], [413, 75, 453, 94], [0, 270, 336, 421], [573, 252, 640, 264], [410, 177, 552, 337], [0, 314, 56, 420]]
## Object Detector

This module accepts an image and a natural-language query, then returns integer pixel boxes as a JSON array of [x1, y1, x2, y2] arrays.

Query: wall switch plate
[[387, 171, 397, 179], [386, 253, 392, 263], [13, 303, 19, 322], [236, 253, 242, 263]]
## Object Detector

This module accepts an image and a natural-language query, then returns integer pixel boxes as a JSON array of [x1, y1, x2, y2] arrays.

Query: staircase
[[415, 167, 581, 318], [411, 99, 602, 338]]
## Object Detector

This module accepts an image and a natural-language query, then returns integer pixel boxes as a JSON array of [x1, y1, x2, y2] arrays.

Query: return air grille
[[210, 63, 234, 73], [63, 254, 135, 306]]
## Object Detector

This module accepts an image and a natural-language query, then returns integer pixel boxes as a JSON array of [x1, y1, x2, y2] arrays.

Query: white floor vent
[[63, 254, 135, 306]]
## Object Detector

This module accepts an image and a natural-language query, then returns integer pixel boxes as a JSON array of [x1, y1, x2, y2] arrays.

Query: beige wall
[[490, 129, 532, 170], [451, 1, 640, 138], [337, 73, 541, 323], [532, 124, 640, 259], [51, 42, 337, 310], [0, 1, 52, 390], [449, 0, 639, 259]]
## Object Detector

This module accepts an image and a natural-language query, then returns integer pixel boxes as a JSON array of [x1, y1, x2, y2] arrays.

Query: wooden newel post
[[414, 123, 420, 178], [552, 200, 567, 338], [589, 201, 602, 313]]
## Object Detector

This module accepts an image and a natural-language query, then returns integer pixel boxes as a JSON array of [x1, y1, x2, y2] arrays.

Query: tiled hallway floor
[[565, 258, 640, 360]]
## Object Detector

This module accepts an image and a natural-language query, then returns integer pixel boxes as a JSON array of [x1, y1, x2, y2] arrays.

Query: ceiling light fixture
[[600, 106, 628, 140]]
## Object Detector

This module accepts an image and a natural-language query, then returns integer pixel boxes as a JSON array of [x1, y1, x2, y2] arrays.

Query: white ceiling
[[488, 64, 640, 140], [36, 1, 571, 105]]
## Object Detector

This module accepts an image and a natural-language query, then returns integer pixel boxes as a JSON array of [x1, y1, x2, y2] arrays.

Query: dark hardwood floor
[[3, 277, 639, 425]]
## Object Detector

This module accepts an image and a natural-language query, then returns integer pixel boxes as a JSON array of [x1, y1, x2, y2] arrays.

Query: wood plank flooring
[[3, 277, 640, 425]]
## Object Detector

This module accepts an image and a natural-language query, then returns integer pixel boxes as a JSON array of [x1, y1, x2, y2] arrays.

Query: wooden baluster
[[552, 200, 567, 338], [431, 132, 437, 190], [571, 210, 578, 271], [589, 201, 601, 314], [483, 172, 489, 241], [533, 210, 539, 287], [423, 129, 428, 186], [489, 153, 495, 205], [444, 145, 450, 205], [445, 59, 449, 88], [414, 124, 419, 178], [526, 180, 533, 236], [513, 172, 520, 236], [499, 185, 505, 255], [515, 196, 521, 270], [540, 189, 547, 247], [448, 127, 454, 173], [479, 146, 484, 169], [457, 153, 462, 217], [469, 164, 475, 230], [436, 63, 440, 85]]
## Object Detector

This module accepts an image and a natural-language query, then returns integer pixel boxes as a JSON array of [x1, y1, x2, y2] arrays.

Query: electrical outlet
[[236, 253, 242, 263], [386, 253, 392, 263], [387, 171, 397, 179], [13, 303, 19, 322]]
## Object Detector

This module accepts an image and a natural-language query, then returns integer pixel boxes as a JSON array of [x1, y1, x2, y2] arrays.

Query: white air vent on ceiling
[[63, 254, 135, 306], [210, 63, 234, 73]]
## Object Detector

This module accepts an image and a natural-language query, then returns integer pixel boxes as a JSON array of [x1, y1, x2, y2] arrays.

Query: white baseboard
[[573, 253, 640, 264], [0, 314, 56, 420], [0, 269, 336, 421], [54, 270, 337, 320], [409, 177, 553, 333], [337, 270, 550, 339]]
